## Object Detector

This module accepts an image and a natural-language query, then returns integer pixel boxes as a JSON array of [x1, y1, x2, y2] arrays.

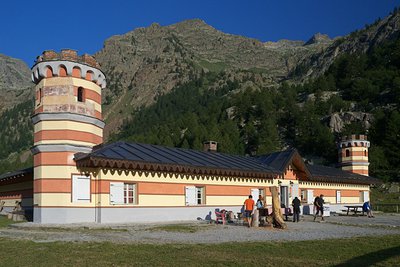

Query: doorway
[[280, 186, 289, 208]]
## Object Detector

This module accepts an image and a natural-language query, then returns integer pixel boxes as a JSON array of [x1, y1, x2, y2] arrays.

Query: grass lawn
[[0, 216, 398, 266], [0, 235, 398, 266], [0, 215, 24, 228]]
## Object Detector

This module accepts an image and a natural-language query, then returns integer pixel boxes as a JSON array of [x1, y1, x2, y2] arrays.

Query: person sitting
[[363, 201, 374, 218], [256, 195, 264, 209]]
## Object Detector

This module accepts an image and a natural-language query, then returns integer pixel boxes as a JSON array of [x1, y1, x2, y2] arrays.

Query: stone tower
[[338, 134, 370, 176], [31, 49, 106, 223]]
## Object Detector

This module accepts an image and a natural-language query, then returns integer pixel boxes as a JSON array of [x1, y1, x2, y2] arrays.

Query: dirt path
[[1, 214, 399, 244]]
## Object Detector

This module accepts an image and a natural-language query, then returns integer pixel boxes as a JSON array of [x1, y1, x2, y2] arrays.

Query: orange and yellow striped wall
[[299, 181, 370, 205]]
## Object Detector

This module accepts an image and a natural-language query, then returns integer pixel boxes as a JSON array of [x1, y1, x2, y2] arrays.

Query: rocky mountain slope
[[293, 10, 400, 79], [0, 54, 32, 113], [95, 19, 331, 137]]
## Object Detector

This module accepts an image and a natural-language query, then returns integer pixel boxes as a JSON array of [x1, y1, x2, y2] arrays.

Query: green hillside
[[112, 36, 400, 182], [0, 99, 33, 174]]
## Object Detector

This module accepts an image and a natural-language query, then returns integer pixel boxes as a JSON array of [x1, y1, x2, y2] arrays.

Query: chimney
[[203, 141, 218, 152]]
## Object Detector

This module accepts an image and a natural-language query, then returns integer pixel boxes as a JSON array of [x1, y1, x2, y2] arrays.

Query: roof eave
[[75, 156, 279, 179]]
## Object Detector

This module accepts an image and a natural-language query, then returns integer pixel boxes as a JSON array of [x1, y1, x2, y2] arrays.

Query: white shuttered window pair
[[185, 186, 204, 206], [110, 182, 136, 205]]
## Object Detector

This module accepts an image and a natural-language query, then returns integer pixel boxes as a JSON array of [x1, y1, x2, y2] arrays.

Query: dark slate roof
[[75, 141, 280, 178], [0, 167, 33, 181], [75, 141, 380, 185], [307, 164, 380, 185], [257, 149, 297, 172]]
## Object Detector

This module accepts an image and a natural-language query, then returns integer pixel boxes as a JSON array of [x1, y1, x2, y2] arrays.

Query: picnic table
[[344, 205, 364, 216]]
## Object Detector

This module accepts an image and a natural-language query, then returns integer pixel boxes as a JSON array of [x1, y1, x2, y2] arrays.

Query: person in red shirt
[[244, 195, 255, 227]]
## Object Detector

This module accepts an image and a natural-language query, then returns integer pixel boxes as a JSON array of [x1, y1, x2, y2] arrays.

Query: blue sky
[[0, 0, 397, 66]]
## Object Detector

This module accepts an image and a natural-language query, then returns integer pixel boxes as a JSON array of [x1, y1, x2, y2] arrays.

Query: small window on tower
[[77, 87, 84, 102], [38, 88, 42, 104], [345, 149, 350, 157], [364, 150, 367, 157]]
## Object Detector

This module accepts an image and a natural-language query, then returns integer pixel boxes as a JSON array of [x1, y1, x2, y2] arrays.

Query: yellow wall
[[34, 121, 103, 136], [33, 166, 371, 207]]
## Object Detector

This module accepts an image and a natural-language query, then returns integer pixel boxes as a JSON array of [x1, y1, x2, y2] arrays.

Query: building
[[0, 50, 378, 223]]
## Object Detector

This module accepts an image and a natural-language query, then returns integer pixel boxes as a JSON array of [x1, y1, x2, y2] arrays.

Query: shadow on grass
[[335, 245, 400, 267]]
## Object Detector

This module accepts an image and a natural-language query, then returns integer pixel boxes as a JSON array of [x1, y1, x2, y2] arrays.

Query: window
[[280, 186, 289, 208], [59, 65, 67, 77], [306, 189, 314, 204], [124, 184, 135, 204], [110, 182, 136, 205], [77, 87, 84, 102], [37, 88, 42, 105], [301, 189, 307, 202], [345, 149, 350, 157], [72, 175, 90, 203], [360, 191, 369, 203], [258, 188, 265, 199], [291, 183, 299, 199], [336, 190, 341, 204], [196, 187, 204, 205], [185, 186, 204, 205]]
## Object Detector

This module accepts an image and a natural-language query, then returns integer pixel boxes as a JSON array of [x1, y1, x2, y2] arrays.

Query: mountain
[[0, 54, 32, 113], [0, 8, 400, 180], [293, 11, 400, 79], [95, 19, 330, 138]]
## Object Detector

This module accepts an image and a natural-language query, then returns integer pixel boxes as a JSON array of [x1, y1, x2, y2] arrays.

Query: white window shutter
[[251, 188, 259, 201], [363, 191, 369, 202], [307, 190, 314, 204], [185, 186, 196, 206], [72, 175, 90, 202], [336, 190, 341, 204], [110, 182, 124, 204], [292, 184, 299, 198]]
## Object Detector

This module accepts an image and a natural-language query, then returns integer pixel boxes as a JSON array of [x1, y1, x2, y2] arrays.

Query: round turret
[[338, 134, 370, 176], [30, 49, 106, 223]]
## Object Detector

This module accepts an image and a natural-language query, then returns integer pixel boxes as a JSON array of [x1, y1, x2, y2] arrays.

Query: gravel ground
[[1, 214, 400, 244]]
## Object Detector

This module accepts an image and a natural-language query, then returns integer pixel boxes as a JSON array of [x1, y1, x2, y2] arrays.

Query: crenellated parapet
[[31, 49, 106, 88], [338, 134, 370, 149]]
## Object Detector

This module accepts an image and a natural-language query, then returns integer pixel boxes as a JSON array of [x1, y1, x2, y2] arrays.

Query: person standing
[[244, 195, 255, 227], [292, 197, 301, 222], [314, 194, 325, 221], [313, 195, 320, 219]]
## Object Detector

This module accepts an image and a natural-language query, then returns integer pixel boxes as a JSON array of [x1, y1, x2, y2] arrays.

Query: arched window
[[38, 88, 42, 103], [345, 149, 350, 157], [59, 65, 67, 77], [46, 66, 53, 78], [77, 87, 84, 102], [85, 71, 93, 81], [72, 67, 81, 78], [364, 150, 367, 157]]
